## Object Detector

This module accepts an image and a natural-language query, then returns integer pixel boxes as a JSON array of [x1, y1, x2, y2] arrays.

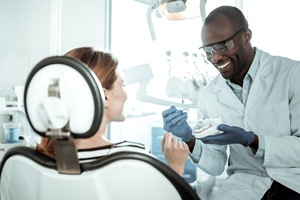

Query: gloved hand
[[162, 106, 193, 142], [200, 124, 255, 147]]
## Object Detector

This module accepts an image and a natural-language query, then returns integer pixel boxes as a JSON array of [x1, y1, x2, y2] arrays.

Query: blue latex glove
[[162, 106, 193, 142], [200, 124, 255, 147]]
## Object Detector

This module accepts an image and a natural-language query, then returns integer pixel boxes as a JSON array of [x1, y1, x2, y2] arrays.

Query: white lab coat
[[192, 49, 300, 199]]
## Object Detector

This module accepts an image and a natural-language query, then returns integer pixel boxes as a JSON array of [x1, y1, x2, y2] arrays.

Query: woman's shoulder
[[77, 141, 152, 162], [112, 140, 152, 154]]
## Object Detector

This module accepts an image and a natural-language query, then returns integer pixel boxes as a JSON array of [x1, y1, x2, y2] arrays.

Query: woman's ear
[[103, 89, 108, 107]]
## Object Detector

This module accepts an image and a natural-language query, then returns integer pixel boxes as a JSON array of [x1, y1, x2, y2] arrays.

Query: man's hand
[[200, 124, 255, 147], [162, 106, 193, 142]]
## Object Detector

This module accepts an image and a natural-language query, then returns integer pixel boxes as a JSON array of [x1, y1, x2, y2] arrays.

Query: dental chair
[[0, 56, 199, 200]]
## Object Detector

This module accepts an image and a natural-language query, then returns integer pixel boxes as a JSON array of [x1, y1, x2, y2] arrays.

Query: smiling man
[[200, 18, 252, 85], [162, 5, 300, 200]]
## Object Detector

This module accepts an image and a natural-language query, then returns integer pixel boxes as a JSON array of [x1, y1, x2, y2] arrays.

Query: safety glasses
[[199, 28, 246, 55]]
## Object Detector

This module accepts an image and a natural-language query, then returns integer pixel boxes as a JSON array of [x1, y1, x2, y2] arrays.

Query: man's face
[[200, 15, 249, 81]]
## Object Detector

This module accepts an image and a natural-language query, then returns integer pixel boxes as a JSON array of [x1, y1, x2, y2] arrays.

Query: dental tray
[[192, 117, 223, 139]]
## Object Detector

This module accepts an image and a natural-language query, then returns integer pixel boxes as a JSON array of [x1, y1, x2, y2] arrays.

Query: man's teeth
[[218, 61, 230, 69]]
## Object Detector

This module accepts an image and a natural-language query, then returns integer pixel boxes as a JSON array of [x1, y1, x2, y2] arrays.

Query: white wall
[[0, 0, 109, 100], [60, 0, 110, 54], [246, 0, 300, 61], [0, 0, 54, 98]]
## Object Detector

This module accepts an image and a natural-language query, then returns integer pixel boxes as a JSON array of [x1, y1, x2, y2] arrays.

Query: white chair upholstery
[[0, 147, 199, 200], [0, 56, 199, 200]]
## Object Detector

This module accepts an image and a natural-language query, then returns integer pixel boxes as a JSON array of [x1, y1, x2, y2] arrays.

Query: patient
[[35, 47, 189, 177]]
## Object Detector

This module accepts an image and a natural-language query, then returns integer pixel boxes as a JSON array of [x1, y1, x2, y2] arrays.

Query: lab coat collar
[[214, 76, 245, 111], [212, 48, 274, 112]]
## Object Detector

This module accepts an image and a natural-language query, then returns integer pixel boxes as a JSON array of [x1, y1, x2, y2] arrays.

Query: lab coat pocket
[[257, 101, 290, 136]]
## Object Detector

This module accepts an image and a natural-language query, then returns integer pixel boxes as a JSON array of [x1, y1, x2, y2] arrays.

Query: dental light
[[165, 0, 187, 13], [134, 0, 206, 40], [135, 0, 187, 13]]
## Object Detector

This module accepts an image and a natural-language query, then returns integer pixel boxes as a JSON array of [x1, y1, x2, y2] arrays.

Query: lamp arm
[[137, 82, 198, 108], [147, 5, 156, 40]]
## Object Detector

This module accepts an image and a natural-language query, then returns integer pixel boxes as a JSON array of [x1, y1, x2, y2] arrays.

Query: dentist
[[162, 6, 300, 200]]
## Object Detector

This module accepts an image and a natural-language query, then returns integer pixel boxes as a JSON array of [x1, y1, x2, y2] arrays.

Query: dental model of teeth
[[192, 117, 223, 139]]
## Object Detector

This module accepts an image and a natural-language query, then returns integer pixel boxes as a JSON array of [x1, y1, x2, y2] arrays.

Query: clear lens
[[203, 42, 228, 54], [200, 28, 245, 55]]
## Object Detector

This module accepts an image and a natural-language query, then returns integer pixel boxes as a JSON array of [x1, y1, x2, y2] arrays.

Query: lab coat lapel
[[215, 77, 245, 112], [246, 54, 273, 111]]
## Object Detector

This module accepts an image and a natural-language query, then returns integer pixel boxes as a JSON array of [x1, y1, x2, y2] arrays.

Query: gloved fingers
[[217, 124, 231, 131], [167, 112, 188, 126], [218, 124, 246, 134], [199, 133, 227, 144], [162, 105, 177, 118], [199, 135, 213, 144], [163, 118, 185, 131]]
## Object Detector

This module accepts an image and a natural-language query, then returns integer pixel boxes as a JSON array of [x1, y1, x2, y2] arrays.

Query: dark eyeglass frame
[[199, 28, 246, 55]]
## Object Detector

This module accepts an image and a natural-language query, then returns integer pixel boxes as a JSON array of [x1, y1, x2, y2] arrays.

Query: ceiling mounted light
[[165, 0, 187, 13], [134, 0, 205, 40]]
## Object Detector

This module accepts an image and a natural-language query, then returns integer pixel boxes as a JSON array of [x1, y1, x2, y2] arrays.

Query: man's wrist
[[185, 138, 196, 152], [249, 134, 258, 150]]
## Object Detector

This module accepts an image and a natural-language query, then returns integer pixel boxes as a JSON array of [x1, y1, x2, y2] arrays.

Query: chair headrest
[[24, 56, 104, 138]]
